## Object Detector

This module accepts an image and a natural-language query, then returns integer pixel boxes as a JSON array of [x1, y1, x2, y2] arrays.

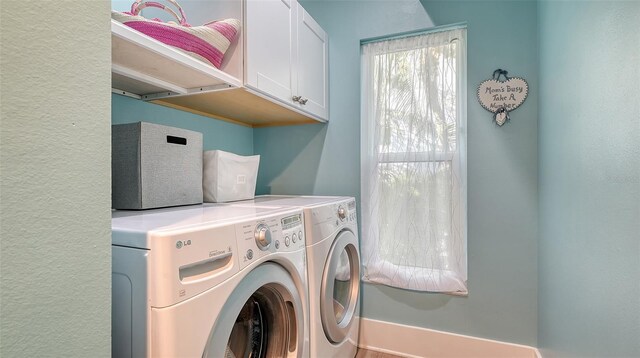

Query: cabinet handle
[[299, 98, 308, 105], [292, 95, 301, 102]]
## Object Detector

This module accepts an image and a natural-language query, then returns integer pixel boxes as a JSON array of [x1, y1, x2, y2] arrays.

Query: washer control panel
[[236, 210, 305, 269]]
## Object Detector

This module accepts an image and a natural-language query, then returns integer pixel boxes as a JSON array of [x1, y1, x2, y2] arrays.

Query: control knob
[[254, 223, 272, 250], [338, 206, 347, 221]]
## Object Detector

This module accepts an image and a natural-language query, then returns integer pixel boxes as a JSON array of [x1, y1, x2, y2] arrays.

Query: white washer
[[111, 204, 309, 357], [228, 196, 361, 358]]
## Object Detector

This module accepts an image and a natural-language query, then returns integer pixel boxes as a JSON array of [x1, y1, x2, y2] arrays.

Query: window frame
[[360, 26, 467, 293]]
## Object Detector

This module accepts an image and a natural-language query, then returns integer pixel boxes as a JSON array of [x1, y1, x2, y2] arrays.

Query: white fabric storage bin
[[203, 150, 260, 202]]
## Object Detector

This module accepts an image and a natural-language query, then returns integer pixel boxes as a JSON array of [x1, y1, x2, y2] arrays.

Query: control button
[[285, 236, 291, 247], [299, 230, 303, 240], [246, 249, 254, 260], [292, 233, 298, 243], [275, 240, 280, 249]]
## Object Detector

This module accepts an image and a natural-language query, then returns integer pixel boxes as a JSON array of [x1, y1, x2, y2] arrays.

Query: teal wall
[[538, 1, 640, 357], [256, 0, 539, 345], [112, 94, 254, 155]]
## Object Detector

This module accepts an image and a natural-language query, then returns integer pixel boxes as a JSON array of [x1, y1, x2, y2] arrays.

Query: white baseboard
[[358, 318, 541, 358]]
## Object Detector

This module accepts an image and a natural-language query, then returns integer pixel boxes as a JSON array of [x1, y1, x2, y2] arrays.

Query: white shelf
[[111, 20, 242, 96]]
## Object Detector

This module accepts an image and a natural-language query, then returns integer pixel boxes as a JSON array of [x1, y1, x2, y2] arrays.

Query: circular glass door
[[225, 285, 290, 358], [320, 230, 360, 343], [204, 263, 303, 358]]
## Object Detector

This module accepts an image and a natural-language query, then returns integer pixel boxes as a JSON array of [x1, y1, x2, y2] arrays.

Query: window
[[360, 27, 467, 294]]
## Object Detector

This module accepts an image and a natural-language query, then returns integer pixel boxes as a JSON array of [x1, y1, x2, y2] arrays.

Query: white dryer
[[112, 204, 309, 358], [228, 196, 361, 358]]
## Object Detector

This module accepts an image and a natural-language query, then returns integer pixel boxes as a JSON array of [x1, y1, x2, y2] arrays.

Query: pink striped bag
[[112, 0, 240, 69]]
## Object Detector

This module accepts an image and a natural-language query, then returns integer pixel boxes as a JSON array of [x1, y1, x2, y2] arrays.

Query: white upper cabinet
[[244, 0, 328, 121], [295, 5, 328, 120], [245, 0, 297, 105], [111, 0, 329, 126]]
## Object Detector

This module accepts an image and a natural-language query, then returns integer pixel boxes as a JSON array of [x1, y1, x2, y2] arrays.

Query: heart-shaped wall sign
[[477, 77, 529, 114]]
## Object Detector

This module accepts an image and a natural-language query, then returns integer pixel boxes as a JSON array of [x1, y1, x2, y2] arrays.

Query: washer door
[[320, 230, 360, 343], [203, 262, 303, 358]]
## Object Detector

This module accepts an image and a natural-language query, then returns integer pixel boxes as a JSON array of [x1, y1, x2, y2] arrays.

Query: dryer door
[[203, 262, 304, 358], [320, 230, 360, 343]]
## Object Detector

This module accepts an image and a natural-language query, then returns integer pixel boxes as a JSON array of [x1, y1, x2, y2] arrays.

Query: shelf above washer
[[111, 19, 242, 97], [111, 18, 325, 127]]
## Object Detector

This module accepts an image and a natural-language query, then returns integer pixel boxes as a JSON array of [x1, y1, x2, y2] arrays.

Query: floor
[[356, 348, 406, 358]]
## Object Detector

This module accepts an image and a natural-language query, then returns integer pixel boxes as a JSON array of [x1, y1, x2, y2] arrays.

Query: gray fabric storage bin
[[112, 122, 203, 209]]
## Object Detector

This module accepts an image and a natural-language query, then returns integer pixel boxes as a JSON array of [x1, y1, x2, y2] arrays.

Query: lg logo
[[176, 240, 192, 249]]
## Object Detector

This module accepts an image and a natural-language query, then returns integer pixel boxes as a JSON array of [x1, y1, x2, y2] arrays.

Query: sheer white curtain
[[360, 27, 467, 294]]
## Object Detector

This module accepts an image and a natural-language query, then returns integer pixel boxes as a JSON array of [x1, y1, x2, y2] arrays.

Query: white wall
[[0, 1, 112, 356]]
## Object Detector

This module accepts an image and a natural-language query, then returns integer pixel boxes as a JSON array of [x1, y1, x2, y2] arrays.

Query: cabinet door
[[296, 5, 328, 120], [245, 0, 297, 105]]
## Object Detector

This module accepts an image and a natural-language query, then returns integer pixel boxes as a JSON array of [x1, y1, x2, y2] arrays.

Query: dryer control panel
[[307, 198, 358, 246], [236, 210, 305, 269]]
